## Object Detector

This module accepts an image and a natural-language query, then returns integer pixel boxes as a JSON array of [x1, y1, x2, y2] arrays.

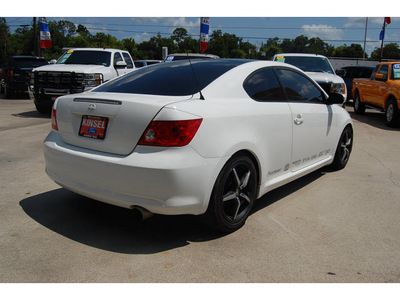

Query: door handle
[[294, 114, 303, 125]]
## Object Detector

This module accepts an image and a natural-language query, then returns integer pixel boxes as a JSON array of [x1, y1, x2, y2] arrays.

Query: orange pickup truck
[[352, 61, 400, 127]]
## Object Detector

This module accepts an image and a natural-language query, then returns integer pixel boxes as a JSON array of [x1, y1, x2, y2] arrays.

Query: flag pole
[[380, 18, 386, 62]]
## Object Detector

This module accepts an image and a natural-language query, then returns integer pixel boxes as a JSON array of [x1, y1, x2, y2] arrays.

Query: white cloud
[[301, 24, 343, 41], [344, 17, 388, 28]]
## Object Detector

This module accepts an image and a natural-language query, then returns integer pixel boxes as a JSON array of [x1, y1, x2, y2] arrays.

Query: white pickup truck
[[272, 53, 347, 104], [29, 48, 136, 113]]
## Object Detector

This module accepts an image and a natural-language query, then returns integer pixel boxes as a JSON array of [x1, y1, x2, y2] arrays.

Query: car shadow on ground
[[0, 93, 30, 100], [20, 170, 325, 255], [12, 110, 50, 119], [345, 104, 400, 130]]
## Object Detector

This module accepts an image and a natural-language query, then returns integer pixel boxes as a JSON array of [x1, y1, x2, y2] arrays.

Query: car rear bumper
[[43, 131, 225, 215], [5, 80, 29, 93]]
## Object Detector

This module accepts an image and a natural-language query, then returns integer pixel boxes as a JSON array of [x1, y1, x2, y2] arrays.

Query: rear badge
[[88, 103, 96, 112], [79, 115, 108, 140]]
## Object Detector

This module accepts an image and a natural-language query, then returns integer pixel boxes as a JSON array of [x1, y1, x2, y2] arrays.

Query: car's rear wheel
[[354, 92, 365, 115], [385, 98, 399, 127], [331, 125, 353, 170], [205, 155, 258, 232]]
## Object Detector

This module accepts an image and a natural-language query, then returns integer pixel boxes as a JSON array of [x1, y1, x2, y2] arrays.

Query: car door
[[275, 68, 336, 172], [368, 64, 389, 106], [242, 67, 293, 181], [113, 52, 130, 76]]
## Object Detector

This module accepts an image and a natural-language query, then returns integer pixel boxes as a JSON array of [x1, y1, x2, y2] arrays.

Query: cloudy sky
[[4, 1, 398, 56]]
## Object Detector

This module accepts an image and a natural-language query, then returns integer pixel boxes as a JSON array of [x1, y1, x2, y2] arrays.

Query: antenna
[[186, 53, 205, 100]]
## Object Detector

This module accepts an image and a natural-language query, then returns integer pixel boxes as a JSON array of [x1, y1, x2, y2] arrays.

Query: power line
[[5, 20, 399, 45], [83, 26, 398, 44]]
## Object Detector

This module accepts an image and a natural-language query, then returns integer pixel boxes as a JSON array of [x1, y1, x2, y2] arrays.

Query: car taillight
[[51, 108, 58, 131], [138, 119, 202, 147], [7, 69, 14, 77]]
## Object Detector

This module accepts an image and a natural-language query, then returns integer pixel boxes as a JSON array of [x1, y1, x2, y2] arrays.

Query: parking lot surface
[[1, 95, 400, 284]]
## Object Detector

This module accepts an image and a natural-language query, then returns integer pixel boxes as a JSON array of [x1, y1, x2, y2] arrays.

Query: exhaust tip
[[132, 206, 154, 221]]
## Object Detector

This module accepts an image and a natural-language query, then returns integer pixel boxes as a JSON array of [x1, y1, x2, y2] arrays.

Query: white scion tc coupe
[[44, 59, 353, 232]]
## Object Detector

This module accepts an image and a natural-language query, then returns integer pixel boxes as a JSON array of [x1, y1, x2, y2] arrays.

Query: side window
[[276, 68, 324, 103], [114, 52, 123, 65], [377, 65, 388, 81], [122, 53, 134, 69], [371, 65, 380, 79], [243, 68, 285, 101]]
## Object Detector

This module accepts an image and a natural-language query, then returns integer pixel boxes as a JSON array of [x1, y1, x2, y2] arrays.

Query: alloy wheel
[[221, 161, 256, 224]]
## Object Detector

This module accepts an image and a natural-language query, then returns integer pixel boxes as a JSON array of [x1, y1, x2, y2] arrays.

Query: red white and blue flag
[[40, 17, 52, 48], [200, 17, 210, 51], [379, 17, 391, 41]]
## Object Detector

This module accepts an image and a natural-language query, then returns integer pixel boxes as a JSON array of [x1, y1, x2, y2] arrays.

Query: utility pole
[[362, 17, 368, 61], [33, 17, 40, 57]]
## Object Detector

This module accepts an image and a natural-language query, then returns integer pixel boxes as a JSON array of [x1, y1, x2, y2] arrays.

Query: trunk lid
[[54, 92, 192, 155]]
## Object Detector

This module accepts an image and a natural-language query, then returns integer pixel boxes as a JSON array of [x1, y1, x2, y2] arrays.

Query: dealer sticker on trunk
[[79, 115, 108, 140]]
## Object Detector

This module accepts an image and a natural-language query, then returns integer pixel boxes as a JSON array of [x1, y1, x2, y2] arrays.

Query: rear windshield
[[94, 59, 248, 96], [57, 50, 111, 66], [275, 56, 334, 74], [11, 58, 47, 68]]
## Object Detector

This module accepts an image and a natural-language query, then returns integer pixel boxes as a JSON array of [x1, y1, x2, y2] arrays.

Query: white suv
[[272, 53, 347, 104]]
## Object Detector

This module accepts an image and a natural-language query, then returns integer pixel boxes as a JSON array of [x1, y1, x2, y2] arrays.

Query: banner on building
[[40, 17, 52, 49], [200, 17, 210, 51]]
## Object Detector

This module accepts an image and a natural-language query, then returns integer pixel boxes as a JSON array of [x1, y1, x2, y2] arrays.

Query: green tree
[[76, 24, 92, 40], [308, 37, 334, 56], [68, 35, 91, 48], [8, 25, 35, 56], [208, 30, 244, 58], [122, 38, 136, 57], [333, 43, 366, 58], [177, 36, 199, 53], [371, 43, 400, 60], [0, 18, 10, 65], [137, 33, 177, 59], [90, 32, 124, 49], [171, 27, 188, 43], [259, 38, 282, 59]]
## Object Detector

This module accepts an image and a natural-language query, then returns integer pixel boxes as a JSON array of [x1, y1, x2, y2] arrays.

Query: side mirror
[[375, 73, 386, 81], [115, 61, 127, 69], [335, 69, 345, 76]]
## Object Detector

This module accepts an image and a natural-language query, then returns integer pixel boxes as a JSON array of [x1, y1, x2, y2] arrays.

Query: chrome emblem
[[88, 103, 96, 112]]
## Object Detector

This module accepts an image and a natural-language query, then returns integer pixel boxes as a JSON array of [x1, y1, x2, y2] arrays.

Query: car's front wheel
[[205, 155, 258, 232]]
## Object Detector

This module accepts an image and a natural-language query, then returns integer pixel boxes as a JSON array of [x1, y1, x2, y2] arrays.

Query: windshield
[[392, 64, 400, 79], [57, 50, 111, 66], [94, 59, 248, 96], [276, 56, 334, 74]]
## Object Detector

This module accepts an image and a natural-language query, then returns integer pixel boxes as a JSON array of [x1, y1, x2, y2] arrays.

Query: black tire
[[354, 92, 365, 115], [35, 102, 51, 115], [331, 126, 353, 170], [385, 98, 399, 128], [4, 84, 14, 99], [205, 155, 258, 232]]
